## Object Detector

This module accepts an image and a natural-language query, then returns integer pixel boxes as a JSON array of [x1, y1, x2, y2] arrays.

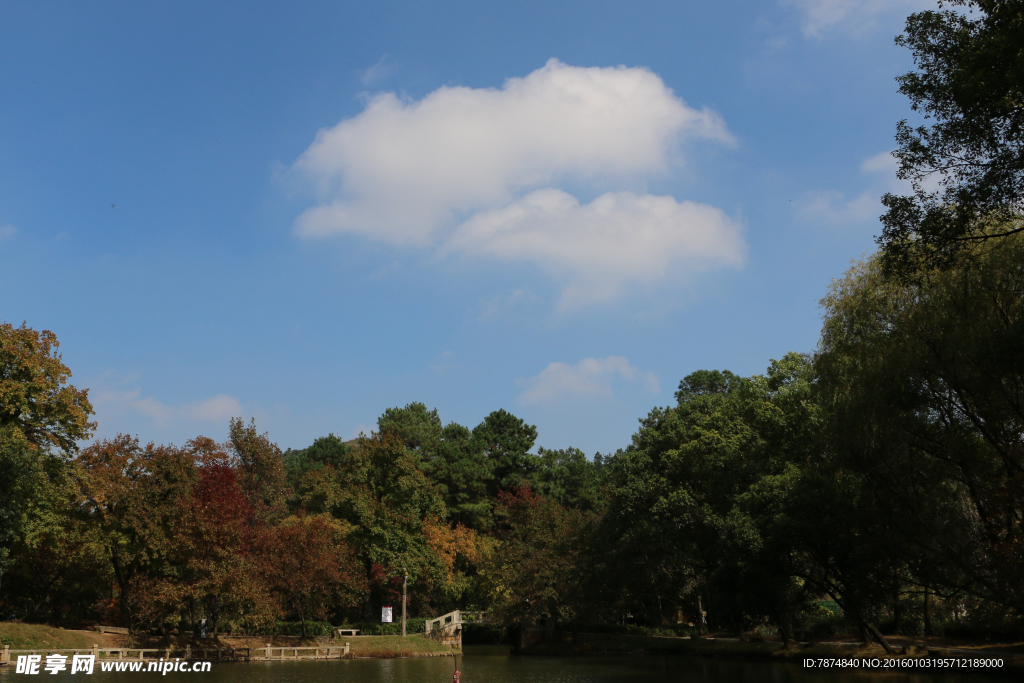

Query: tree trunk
[[923, 586, 933, 637], [544, 599, 558, 640], [858, 620, 871, 645], [779, 612, 797, 648], [892, 589, 902, 635], [865, 622, 895, 654], [211, 595, 221, 639]]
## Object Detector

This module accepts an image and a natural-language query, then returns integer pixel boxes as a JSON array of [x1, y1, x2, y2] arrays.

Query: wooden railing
[[0, 643, 351, 665], [255, 644, 350, 660]]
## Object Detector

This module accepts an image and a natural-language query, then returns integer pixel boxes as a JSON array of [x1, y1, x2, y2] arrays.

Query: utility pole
[[402, 567, 408, 637]]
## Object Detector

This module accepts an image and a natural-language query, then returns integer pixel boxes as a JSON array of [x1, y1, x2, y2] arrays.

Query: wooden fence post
[[92, 644, 99, 659], [2, 644, 9, 663]]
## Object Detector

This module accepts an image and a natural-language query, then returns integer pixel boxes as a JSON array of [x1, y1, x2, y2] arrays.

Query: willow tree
[[816, 231, 1024, 618]]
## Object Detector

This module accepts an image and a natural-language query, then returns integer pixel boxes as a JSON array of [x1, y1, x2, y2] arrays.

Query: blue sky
[[0, 0, 934, 455]]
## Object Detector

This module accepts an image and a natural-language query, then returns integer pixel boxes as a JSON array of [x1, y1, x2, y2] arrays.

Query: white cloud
[[292, 59, 743, 308], [295, 59, 732, 243], [782, 0, 936, 37], [518, 356, 660, 405], [449, 189, 745, 308], [94, 388, 243, 428], [0, 224, 17, 240]]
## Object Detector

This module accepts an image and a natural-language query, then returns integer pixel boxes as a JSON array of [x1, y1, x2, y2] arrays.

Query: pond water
[[0, 645, 1008, 683]]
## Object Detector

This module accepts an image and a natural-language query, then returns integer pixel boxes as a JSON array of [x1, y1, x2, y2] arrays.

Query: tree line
[[1, 228, 1021, 643]]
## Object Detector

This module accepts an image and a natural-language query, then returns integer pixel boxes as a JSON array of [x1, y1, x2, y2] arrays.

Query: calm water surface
[[1, 645, 1007, 683]]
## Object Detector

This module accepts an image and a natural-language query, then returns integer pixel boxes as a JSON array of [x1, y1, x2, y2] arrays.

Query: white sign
[[382, 606, 393, 623]]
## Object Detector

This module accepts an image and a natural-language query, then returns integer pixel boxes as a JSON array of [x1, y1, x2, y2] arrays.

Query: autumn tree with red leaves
[[261, 515, 365, 637], [171, 462, 278, 636]]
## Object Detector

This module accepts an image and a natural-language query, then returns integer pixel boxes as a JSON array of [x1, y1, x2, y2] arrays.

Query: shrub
[[273, 621, 334, 637], [340, 619, 428, 636]]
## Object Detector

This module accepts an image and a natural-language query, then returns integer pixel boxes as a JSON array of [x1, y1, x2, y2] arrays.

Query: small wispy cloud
[[0, 224, 17, 240], [94, 387, 243, 428], [781, 0, 936, 37], [360, 54, 395, 85], [518, 356, 659, 405], [478, 288, 532, 320], [429, 350, 456, 375], [796, 189, 880, 225], [794, 150, 938, 227]]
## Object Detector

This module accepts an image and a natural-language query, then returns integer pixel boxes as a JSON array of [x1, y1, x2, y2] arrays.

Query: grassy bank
[[137, 633, 458, 658], [0, 623, 455, 660], [0, 623, 95, 650], [347, 634, 457, 658]]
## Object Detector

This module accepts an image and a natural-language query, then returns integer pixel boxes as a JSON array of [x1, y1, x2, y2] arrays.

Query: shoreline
[[0, 624, 460, 664]]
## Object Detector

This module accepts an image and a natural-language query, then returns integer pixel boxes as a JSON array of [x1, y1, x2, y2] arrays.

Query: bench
[[334, 629, 360, 637]]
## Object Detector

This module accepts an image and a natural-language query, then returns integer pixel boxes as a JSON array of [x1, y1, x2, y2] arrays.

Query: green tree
[[533, 447, 603, 512], [0, 427, 38, 592], [473, 409, 538, 493], [372, 403, 497, 527], [0, 322, 93, 611], [283, 434, 353, 490], [229, 418, 289, 520], [0, 429, 103, 625], [377, 402, 443, 459], [432, 422, 493, 528], [880, 0, 1024, 274], [603, 356, 823, 634]]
